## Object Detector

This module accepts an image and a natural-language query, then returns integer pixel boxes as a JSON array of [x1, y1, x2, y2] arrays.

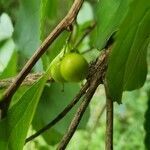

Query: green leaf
[[0, 49, 17, 79], [0, 76, 46, 149], [106, 0, 150, 103], [32, 83, 90, 145], [14, 0, 41, 57], [90, 0, 132, 50], [0, 13, 14, 41], [0, 39, 17, 79], [10, 85, 30, 107], [0, 13, 17, 79], [40, 0, 73, 40]]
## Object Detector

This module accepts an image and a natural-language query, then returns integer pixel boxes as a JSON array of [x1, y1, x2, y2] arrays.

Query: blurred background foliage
[[0, 0, 149, 149]]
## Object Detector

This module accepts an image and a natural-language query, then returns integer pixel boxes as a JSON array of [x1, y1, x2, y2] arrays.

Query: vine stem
[[0, 0, 84, 118], [104, 82, 114, 150]]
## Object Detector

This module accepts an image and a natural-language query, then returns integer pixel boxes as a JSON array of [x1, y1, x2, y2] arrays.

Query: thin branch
[[57, 79, 99, 150], [57, 51, 108, 150], [0, 73, 53, 89], [74, 22, 96, 48], [25, 82, 89, 144], [104, 82, 114, 150], [0, 0, 84, 117]]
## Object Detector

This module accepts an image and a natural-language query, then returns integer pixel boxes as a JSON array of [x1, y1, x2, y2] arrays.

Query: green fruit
[[50, 61, 66, 82], [60, 53, 88, 82]]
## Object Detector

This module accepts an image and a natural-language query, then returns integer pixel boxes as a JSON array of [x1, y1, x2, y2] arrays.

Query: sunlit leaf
[[0, 39, 16, 74]]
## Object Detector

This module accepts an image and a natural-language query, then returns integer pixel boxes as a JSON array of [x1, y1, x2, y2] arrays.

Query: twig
[[0, 73, 53, 89], [25, 82, 89, 144], [104, 82, 114, 150], [57, 50, 108, 150], [0, 0, 84, 117], [74, 22, 96, 48]]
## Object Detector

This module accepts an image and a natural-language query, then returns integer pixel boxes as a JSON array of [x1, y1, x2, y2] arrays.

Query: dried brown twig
[[0, 73, 53, 89]]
